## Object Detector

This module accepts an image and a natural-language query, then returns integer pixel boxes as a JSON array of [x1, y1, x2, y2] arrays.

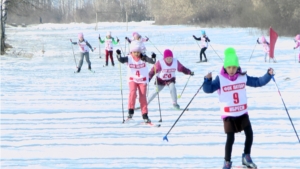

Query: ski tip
[[163, 135, 169, 142]]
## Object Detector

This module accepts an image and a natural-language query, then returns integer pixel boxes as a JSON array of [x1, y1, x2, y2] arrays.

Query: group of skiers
[[69, 30, 300, 169]]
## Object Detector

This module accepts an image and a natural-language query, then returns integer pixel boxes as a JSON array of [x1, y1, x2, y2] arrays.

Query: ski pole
[[294, 49, 296, 63], [154, 65, 162, 122], [163, 82, 204, 142], [272, 76, 300, 143], [70, 39, 77, 68], [116, 37, 125, 123], [99, 34, 101, 58], [146, 36, 163, 56], [209, 44, 223, 61], [249, 43, 257, 62], [178, 75, 191, 99]]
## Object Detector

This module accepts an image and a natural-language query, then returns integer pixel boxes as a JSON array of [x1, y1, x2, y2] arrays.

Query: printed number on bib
[[136, 70, 140, 77], [233, 92, 239, 104], [163, 74, 172, 78]]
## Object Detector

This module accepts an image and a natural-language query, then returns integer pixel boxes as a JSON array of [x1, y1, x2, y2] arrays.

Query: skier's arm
[[294, 42, 300, 49], [246, 70, 273, 87], [142, 53, 156, 64], [86, 41, 93, 51], [99, 38, 105, 44], [193, 35, 201, 41], [206, 37, 211, 42], [71, 42, 77, 45], [116, 49, 128, 63], [149, 62, 161, 81], [112, 38, 119, 45], [177, 60, 192, 75], [125, 37, 132, 43], [203, 75, 221, 93]]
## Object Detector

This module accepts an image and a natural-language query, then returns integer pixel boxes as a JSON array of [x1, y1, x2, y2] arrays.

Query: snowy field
[[1, 21, 300, 169]]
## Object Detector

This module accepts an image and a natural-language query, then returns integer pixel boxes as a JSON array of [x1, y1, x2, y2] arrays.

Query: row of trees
[[1, 0, 299, 54]]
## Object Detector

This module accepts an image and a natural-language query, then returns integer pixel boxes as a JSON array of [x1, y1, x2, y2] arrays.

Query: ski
[[232, 166, 258, 169], [140, 122, 161, 127]]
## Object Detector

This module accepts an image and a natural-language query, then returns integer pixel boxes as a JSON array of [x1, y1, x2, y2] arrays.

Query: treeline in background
[[5, 0, 300, 36]]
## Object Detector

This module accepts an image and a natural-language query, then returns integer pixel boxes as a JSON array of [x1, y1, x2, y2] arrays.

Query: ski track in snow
[[1, 22, 300, 169]]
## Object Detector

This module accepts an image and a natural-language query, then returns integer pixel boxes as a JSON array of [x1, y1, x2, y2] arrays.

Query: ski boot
[[76, 68, 81, 73], [203, 59, 208, 62], [173, 103, 180, 110], [142, 113, 151, 123], [222, 161, 232, 169], [127, 109, 134, 119], [242, 153, 257, 168], [88, 65, 91, 70]]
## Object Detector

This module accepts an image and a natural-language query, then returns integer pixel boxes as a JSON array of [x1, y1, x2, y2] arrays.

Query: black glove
[[190, 71, 194, 76], [140, 54, 147, 61], [257, 38, 259, 44], [116, 49, 121, 55], [117, 38, 120, 43], [125, 37, 128, 40], [151, 53, 156, 59], [91, 49, 94, 52]]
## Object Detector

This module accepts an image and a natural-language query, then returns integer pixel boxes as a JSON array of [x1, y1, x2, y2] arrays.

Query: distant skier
[[115, 41, 156, 123], [147, 49, 194, 110], [71, 32, 94, 73], [125, 32, 149, 55], [202, 47, 274, 169], [257, 36, 276, 63], [193, 30, 210, 62], [99, 31, 119, 66], [293, 34, 300, 63]]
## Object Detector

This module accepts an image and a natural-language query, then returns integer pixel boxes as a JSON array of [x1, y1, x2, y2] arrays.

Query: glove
[[257, 38, 259, 44], [293, 47, 296, 50], [146, 37, 149, 41], [91, 49, 94, 52], [98, 36, 101, 40], [117, 38, 120, 43], [151, 53, 156, 59], [125, 37, 128, 40], [116, 49, 121, 55], [193, 35, 196, 38], [140, 54, 147, 61], [190, 71, 194, 76]]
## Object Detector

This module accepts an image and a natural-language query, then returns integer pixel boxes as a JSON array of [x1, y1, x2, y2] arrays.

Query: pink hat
[[261, 36, 266, 43], [78, 33, 83, 39], [163, 49, 173, 59], [295, 34, 300, 41], [130, 41, 141, 52], [132, 32, 138, 37]]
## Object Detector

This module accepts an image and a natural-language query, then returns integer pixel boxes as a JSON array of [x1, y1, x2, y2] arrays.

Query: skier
[[99, 31, 119, 66], [293, 34, 300, 63], [257, 36, 276, 63], [125, 32, 149, 55], [193, 30, 210, 62], [115, 41, 156, 123], [202, 47, 274, 169], [147, 49, 194, 110], [71, 32, 94, 73]]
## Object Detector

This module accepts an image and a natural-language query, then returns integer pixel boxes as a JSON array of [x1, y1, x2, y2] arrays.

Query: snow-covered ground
[[1, 22, 300, 169]]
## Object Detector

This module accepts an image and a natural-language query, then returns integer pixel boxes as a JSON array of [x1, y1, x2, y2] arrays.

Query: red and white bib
[[158, 58, 177, 80], [218, 74, 248, 117], [78, 40, 90, 53], [127, 55, 148, 84], [105, 38, 113, 51]]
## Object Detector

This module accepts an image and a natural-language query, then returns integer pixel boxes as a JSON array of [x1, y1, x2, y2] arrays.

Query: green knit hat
[[223, 47, 239, 68]]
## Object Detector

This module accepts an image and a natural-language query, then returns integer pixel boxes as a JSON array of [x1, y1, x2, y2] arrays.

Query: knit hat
[[78, 32, 83, 39], [201, 30, 206, 35], [295, 34, 300, 41], [130, 41, 141, 52], [223, 47, 239, 68], [106, 31, 111, 36], [163, 49, 173, 59], [132, 32, 138, 37], [261, 36, 266, 43]]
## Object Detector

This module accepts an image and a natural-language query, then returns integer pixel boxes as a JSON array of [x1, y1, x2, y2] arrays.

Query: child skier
[[257, 36, 276, 63], [293, 34, 300, 63], [193, 30, 210, 62], [99, 31, 119, 66], [203, 47, 274, 169], [147, 49, 194, 110], [125, 32, 149, 54], [71, 32, 94, 73], [115, 41, 156, 123]]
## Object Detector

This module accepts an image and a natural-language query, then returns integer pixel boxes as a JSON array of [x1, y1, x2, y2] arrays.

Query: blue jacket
[[203, 71, 272, 93]]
